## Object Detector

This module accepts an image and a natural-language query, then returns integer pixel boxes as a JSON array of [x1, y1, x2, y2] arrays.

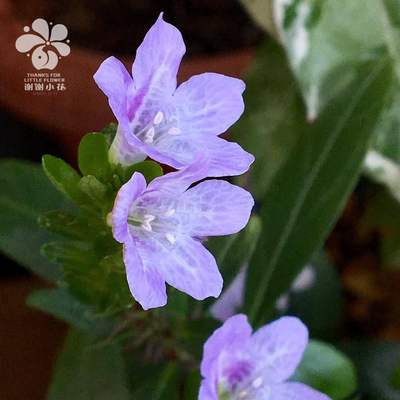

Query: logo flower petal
[[32, 18, 50, 40], [31, 46, 59, 70], [50, 23, 68, 41], [51, 41, 71, 57], [15, 33, 45, 53]]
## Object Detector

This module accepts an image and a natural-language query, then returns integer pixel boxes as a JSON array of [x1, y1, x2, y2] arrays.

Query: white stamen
[[164, 208, 175, 217], [141, 222, 152, 232], [141, 214, 155, 232], [144, 127, 155, 143], [153, 111, 164, 125], [252, 377, 263, 389], [144, 214, 155, 223], [168, 127, 181, 135], [238, 391, 248, 399], [165, 233, 176, 244]]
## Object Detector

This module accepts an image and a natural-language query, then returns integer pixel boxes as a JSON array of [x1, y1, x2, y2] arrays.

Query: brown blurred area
[[0, 1, 260, 399]]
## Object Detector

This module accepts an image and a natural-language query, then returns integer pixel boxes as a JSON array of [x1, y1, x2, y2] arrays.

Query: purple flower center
[[223, 359, 253, 390]]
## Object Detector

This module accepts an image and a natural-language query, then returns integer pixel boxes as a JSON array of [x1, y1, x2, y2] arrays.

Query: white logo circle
[[15, 18, 71, 70]]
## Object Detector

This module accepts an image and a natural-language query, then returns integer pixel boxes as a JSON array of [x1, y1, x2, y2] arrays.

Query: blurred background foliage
[[1, 0, 400, 399]]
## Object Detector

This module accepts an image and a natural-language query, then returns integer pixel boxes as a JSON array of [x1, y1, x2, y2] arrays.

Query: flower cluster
[[95, 13, 254, 310], [94, 13, 331, 400]]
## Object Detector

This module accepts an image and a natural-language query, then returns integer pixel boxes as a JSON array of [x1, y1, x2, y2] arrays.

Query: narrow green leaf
[[78, 133, 111, 180], [48, 328, 131, 400], [244, 54, 392, 325], [39, 210, 90, 240], [293, 340, 357, 400], [232, 40, 302, 199], [0, 159, 68, 281], [27, 288, 114, 336], [286, 252, 343, 340], [42, 155, 84, 203]]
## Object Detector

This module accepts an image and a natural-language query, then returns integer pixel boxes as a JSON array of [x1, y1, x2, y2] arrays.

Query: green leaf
[[293, 340, 357, 400], [39, 210, 92, 240], [78, 133, 112, 181], [243, 45, 392, 325], [42, 155, 84, 203], [392, 363, 400, 391], [27, 288, 115, 336], [78, 175, 109, 207], [275, 0, 387, 119], [232, 40, 302, 200], [344, 341, 400, 400], [286, 252, 343, 340], [101, 122, 118, 146], [122, 160, 163, 184], [166, 288, 189, 318], [0, 159, 69, 281], [48, 328, 131, 400]]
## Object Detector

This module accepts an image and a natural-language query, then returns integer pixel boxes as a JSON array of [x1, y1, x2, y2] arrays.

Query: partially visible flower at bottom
[[199, 314, 330, 400], [111, 159, 254, 310]]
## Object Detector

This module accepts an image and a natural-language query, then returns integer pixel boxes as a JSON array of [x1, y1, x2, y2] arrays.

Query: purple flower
[[199, 315, 330, 400], [94, 13, 254, 177], [111, 160, 254, 310]]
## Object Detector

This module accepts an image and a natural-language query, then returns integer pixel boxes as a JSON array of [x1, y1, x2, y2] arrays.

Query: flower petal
[[201, 314, 252, 379], [123, 237, 167, 310], [193, 136, 255, 177], [180, 180, 254, 236], [210, 269, 246, 322], [15, 34, 45, 53], [198, 379, 217, 400], [51, 41, 70, 56], [94, 56, 133, 122], [148, 155, 209, 195], [112, 172, 147, 243], [135, 234, 222, 301], [132, 13, 185, 95], [143, 128, 254, 176], [50, 24, 68, 41], [269, 382, 331, 400], [32, 18, 49, 40], [248, 317, 309, 384], [109, 125, 147, 166], [174, 72, 245, 136]]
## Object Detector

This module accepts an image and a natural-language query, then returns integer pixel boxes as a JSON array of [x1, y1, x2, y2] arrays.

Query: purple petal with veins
[[111, 160, 254, 310], [199, 315, 331, 400], [94, 13, 254, 176]]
